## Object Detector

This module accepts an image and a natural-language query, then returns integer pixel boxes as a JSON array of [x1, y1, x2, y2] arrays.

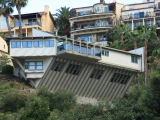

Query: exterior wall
[[0, 37, 8, 53], [10, 39, 56, 57], [100, 50, 142, 71], [115, 3, 124, 23], [38, 57, 136, 102]]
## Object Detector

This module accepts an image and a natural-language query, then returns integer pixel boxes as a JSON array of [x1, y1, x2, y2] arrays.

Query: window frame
[[11, 41, 21, 48], [131, 55, 138, 63], [45, 40, 54, 47], [22, 41, 32, 48], [33, 41, 43, 48], [24, 61, 43, 70]]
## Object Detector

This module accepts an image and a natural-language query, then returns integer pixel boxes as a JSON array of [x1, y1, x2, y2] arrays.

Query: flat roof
[[6, 36, 142, 56]]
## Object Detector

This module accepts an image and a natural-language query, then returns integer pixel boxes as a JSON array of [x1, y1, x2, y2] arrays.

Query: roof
[[126, 1, 154, 6], [13, 12, 46, 19]]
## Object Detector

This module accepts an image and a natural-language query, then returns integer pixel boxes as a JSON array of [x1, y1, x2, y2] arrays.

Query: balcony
[[57, 40, 102, 63], [15, 20, 42, 28], [120, 12, 160, 21], [70, 10, 114, 18]]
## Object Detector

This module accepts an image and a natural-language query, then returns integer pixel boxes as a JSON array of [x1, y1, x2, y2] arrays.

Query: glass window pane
[[22, 41, 27, 48], [29, 62, 35, 65], [29, 66, 35, 70], [17, 42, 21, 48], [34, 41, 38, 47], [50, 41, 54, 47], [11, 42, 16, 48], [36, 62, 42, 65], [45, 41, 50, 47], [37, 66, 43, 70], [39, 41, 43, 47], [28, 41, 32, 48]]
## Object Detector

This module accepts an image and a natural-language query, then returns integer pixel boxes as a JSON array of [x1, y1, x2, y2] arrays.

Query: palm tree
[[0, 0, 14, 37], [53, 6, 70, 37], [11, 0, 28, 37]]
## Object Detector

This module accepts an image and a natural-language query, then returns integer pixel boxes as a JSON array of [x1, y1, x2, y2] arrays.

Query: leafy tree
[[0, 0, 14, 37], [53, 6, 70, 37], [0, 53, 10, 71], [11, 0, 28, 37], [0, 31, 5, 39]]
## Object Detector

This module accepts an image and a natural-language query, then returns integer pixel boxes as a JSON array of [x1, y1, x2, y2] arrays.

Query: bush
[[19, 96, 50, 120], [52, 89, 76, 112], [0, 92, 27, 112], [2, 65, 13, 74]]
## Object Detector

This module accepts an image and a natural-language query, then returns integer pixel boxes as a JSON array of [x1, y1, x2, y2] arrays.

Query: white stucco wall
[[10, 39, 56, 57], [100, 50, 142, 71]]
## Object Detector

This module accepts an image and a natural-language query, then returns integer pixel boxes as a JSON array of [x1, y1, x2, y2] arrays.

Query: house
[[0, 5, 55, 37], [69, 0, 124, 46], [7, 35, 144, 104], [120, 0, 160, 34]]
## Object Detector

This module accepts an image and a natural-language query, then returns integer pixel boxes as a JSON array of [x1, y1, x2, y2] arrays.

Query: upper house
[[0, 5, 55, 37], [120, 0, 160, 31], [69, 0, 124, 45]]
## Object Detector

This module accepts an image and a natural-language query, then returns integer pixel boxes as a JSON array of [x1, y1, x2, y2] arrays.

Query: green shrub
[[47, 110, 62, 120], [0, 92, 27, 112], [2, 65, 13, 74], [19, 96, 50, 120], [52, 89, 76, 112]]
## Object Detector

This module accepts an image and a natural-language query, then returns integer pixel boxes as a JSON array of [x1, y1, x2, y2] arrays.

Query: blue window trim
[[11, 41, 21, 48], [22, 41, 32, 48], [45, 40, 54, 47], [33, 41, 43, 48], [24, 61, 43, 70]]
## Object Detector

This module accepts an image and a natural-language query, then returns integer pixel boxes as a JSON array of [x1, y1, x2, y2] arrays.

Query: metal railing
[[121, 12, 160, 20]]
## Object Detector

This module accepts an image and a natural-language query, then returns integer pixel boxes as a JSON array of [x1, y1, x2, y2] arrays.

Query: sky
[[12, 0, 149, 15]]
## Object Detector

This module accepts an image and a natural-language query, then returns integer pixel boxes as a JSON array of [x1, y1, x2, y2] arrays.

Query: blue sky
[[12, 0, 151, 15]]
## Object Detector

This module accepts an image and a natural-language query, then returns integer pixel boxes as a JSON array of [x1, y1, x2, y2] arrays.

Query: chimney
[[100, 0, 105, 3]]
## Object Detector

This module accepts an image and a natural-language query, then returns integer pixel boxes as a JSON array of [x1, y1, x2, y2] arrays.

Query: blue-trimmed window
[[45, 40, 54, 47], [105, 7, 110, 13], [24, 61, 43, 70], [131, 55, 138, 63], [34, 41, 43, 48], [102, 50, 109, 56], [22, 41, 32, 48], [11, 41, 21, 48]]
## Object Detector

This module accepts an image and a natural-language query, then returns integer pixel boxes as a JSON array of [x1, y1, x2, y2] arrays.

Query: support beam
[[14, 59, 25, 72]]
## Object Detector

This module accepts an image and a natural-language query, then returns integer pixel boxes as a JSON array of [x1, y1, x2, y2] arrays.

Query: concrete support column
[[26, 28, 27, 37], [132, 20, 134, 31], [143, 18, 145, 25], [153, 17, 156, 25]]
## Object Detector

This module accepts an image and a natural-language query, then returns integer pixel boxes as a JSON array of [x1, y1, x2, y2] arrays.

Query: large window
[[34, 41, 43, 48], [77, 35, 92, 42], [22, 41, 32, 48], [1, 17, 7, 28], [11, 41, 21, 48], [131, 55, 138, 63], [90, 69, 104, 79], [111, 73, 130, 84], [145, 20, 153, 28], [45, 40, 54, 47], [158, 2, 160, 9], [24, 61, 43, 70], [104, 7, 110, 13], [78, 11, 90, 16], [66, 64, 82, 75], [51, 61, 65, 71]]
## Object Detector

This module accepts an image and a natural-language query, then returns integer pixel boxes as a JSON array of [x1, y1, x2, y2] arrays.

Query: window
[[131, 55, 138, 63], [102, 50, 109, 56], [90, 69, 104, 80], [105, 7, 109, 13], [22, 41, 32, 48], [148, 4, 155, 8], [34, 41, 43, 48], [110, 73, 130, 84], [134, 13, 139, 19], [45, 40, 54, 47], [129, 7, 134, 10], [15, 20, 23, 27], [158, 2, 160, 9], [51, 61, 65, 71], [11, 41, 21, 48], [66, 63, 82, 75], [4, 45, 5, 49], [1, 17, 7, 28], [24, 61, 43, 70]]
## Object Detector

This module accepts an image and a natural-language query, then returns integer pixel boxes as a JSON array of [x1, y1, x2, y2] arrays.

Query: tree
[[0, 0, 14, 37], [0, 31, 5, 39], [53, 6, 70, 37], [0, 53, 11, 71], [11, 0, 28, 37]]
